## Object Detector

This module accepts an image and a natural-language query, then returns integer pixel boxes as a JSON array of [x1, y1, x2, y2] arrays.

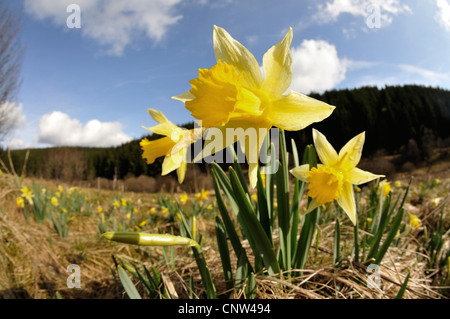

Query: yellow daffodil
[[97, 206, 103, 214], [58, 185, 64, 192], [409, 213, 421, 229], [150, 207, 156, 214], [179, 193, 189, 205], [138, 220, 147, 228], [21, 186, 34, 205], [140, 109, 204, 184], [56, 192, 61, 198], [432, 197, 443, 207], [173, 26, 335, 188], [121, 198, 127, 207], [161, 207, 169, 214], [125, 213, 131, 220], [16, 197, 25, 208], [395, 180, 401, 188], [290, 129, 384, 225], [251, 193, 258, 201], [51, 197, 59, 206], [114, 200, 121, 208], [378, 180, 391, 197], [195, 188, 210, 203]]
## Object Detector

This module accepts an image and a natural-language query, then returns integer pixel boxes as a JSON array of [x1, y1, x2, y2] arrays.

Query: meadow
[[0, 147, 448, 299]]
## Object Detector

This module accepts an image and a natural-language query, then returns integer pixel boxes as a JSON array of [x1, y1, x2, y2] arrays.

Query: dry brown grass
[[0, 157, 448, 299]]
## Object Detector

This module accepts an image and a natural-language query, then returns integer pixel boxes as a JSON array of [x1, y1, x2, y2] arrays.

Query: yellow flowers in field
[[140, 109, 204, 184], [195, 188, 210, 204], [290, 129, 384, 225], [51, 197, 59, 206], [16, 196, 24, 208], [409, 213, 421, 229], [21, 186, 34, 205]]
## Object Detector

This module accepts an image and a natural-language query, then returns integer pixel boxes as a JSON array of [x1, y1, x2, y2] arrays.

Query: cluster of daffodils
[[140, 26, 383, 225]]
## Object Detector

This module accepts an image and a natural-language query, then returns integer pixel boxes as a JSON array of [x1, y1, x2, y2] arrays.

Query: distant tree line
[[1, 85, 449, 181]]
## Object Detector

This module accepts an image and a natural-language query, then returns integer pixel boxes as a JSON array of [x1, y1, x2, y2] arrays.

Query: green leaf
[[395, 272, 410, 299], [375, 208, 405, 264], [229, 167, 280, 275], [334, 219, 341, 265], [215, 216, 233, 293], [117, 265, 142, 299], [211, 168, 253, 274]]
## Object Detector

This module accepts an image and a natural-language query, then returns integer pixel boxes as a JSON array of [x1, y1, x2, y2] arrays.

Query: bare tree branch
[[0, 3, 24, 141]]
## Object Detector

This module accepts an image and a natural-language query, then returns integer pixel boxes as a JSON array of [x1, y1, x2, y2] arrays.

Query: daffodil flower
[[21, 186, 34, 205], [140, 109, 204, 184], [173, 26, 335, 187], [16, 197, 25, 208], [195, 188, 210, 204], [409, 213, 421, 229], [290, 129, 384, 225]]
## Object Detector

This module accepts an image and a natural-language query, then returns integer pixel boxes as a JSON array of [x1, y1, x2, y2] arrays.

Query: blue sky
[[4, 0, 450, 149]]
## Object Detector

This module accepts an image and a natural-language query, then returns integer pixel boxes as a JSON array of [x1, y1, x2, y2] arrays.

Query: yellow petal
[[346, 167, 384, 185], [267, 91, 335, 131], [290, 164, 310, 182], [261, 27, 293, 97], [338, 132, 365, 170], [172, 91, 195, 102], [313, 129, 338, 166], [148, 109, 169, 124], [140, 137, 175, 164], [161, 146, 185, 175], [176, 158, 187, 184], [336, 182, 357, 225], [143, 122, 183, 140], [213, 25, 262, 89], [200, 120, 265, 161]]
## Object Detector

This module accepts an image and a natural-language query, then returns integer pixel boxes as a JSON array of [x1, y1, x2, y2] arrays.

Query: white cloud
[[24, 0, 182, 55], [315, 0, 411, 27], [0, 102, 26, 136], [8, 138, 32, 150], [289, 39, 347, 94], [37, 111, 132, 147], [436, 0, 450, 31]]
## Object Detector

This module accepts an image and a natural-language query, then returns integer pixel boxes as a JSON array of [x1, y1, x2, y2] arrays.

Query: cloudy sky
[[4, 0, 450, 149]]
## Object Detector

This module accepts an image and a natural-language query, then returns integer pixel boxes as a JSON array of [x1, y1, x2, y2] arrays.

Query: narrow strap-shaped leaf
[[395, 272, 410, 299], [215, 216, 233, 293], [367, 195, 392, 260], [334, 219, 341, 265], [276, 129, 291, 271], [191, 245, 217, 299], [375, 207, 405, 264], [256, 168, 272, 244], [293, 145, 318, 271], [229, 167, 280, 275], [117, 265, 142, 299], [211, 168, 253, 273]]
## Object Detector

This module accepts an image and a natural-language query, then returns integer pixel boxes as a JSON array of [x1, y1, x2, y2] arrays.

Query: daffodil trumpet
[[290, 129, 384, 225]]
